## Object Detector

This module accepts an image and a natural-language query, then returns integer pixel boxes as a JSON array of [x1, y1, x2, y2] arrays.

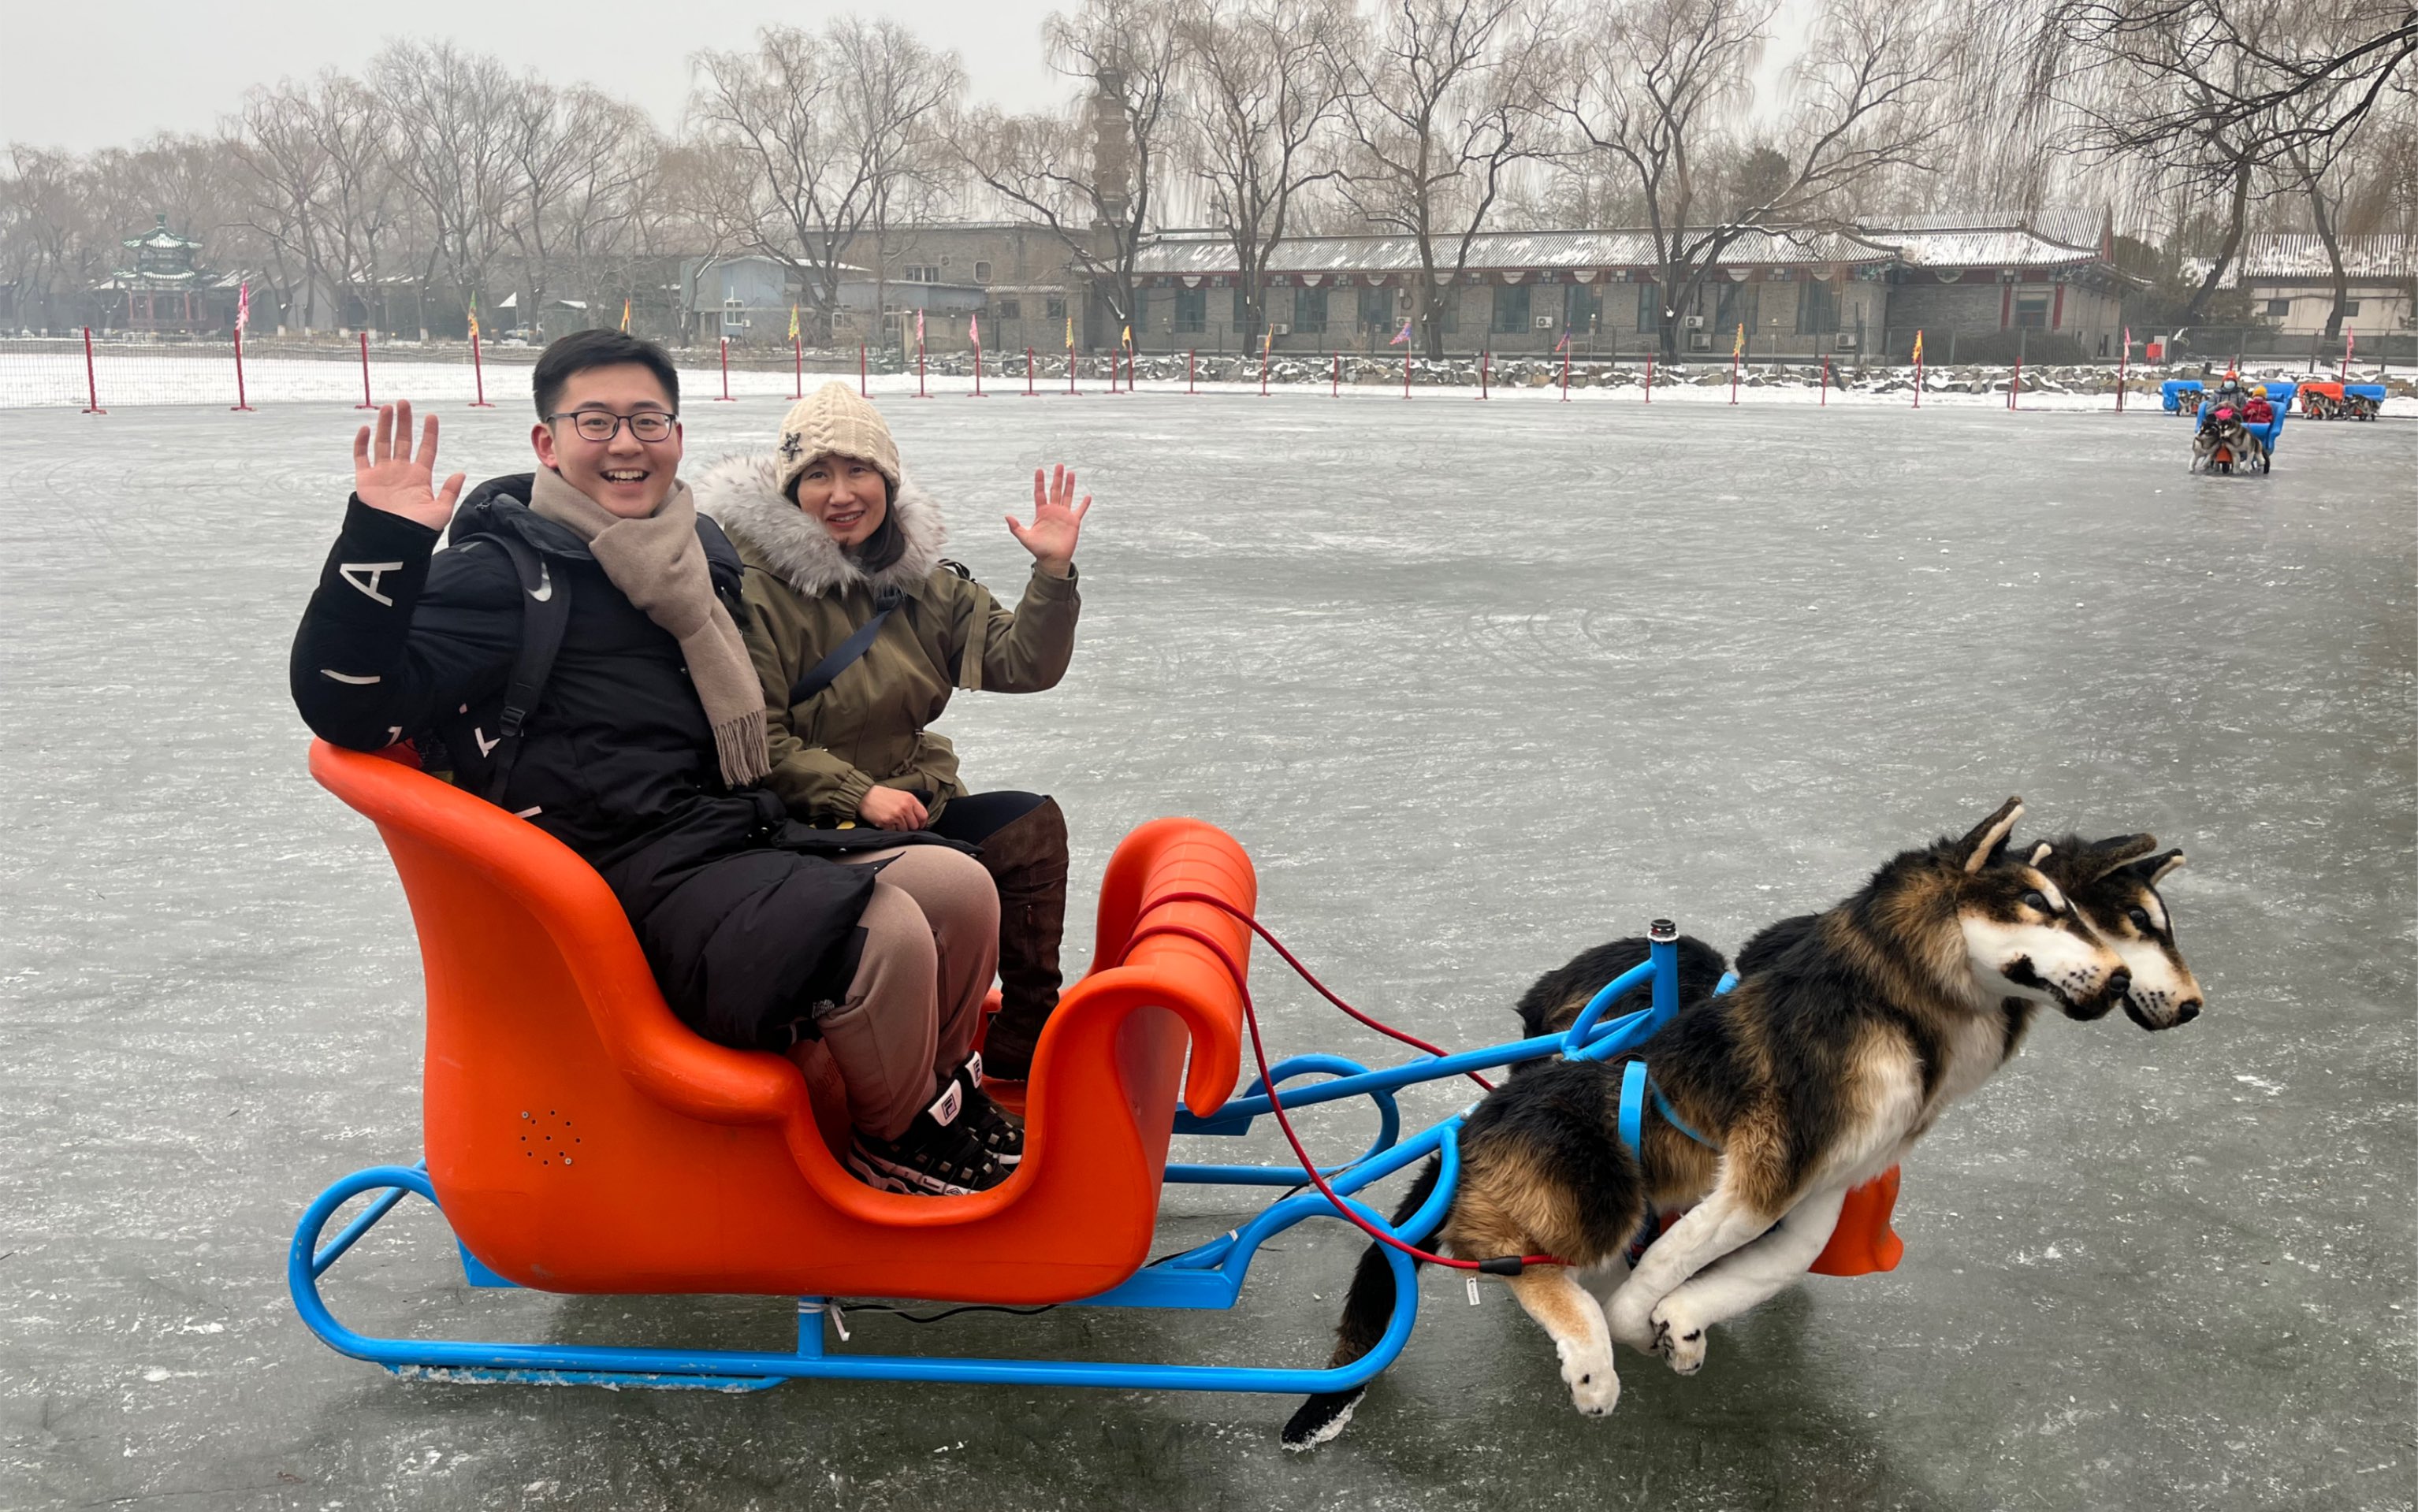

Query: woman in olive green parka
[[697, 382, 1090, 1081]]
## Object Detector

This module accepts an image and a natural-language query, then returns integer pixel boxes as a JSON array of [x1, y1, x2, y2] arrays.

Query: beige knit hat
[[775, 381, 901, 498]]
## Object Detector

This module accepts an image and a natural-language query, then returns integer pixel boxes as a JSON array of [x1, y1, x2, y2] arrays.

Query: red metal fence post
[[793, 335, 802, 400], [2009, 357, 2021, 411], [716, 336, 736, 401], [1560, 347, 1571, 402], [1331, 351, 1339, 398], [1187, 348, 1196, 394], [468, 329, 494, 407], [1479, 349, 1490, 400], [972, 333, 987, 398], [859, 344, 868, 398], [1821, 355, 1830, 406], [355, 331, 374, 411], [81, 327, 105, 414], [1025, 347, 1036, 397], [1645, 354, 1654, 403], [230, 328, 254, 411]]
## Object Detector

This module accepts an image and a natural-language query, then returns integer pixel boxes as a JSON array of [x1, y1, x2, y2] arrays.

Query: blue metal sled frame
[[289, 938, 1701, 1394]]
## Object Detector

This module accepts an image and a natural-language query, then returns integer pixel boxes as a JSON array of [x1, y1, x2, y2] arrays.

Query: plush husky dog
[[1282, 800, 2200, 1449]]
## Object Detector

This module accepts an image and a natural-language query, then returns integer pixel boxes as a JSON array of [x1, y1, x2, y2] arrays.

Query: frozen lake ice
[[2, 389, 2412, 1509]]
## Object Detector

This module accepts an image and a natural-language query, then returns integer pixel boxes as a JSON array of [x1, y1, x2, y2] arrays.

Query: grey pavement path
[[2, 392, 2412, 1510]]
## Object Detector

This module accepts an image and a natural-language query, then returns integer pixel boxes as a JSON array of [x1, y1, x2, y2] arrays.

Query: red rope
[[1118, 912, 1562, 1273], [1145, 891, 1491, 1091]]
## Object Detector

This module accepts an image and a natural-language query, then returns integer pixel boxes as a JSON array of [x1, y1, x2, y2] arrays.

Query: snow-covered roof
[[1133, 226, 1894, 277], [2187, 234, 2418, 286], [1855, 208, 2107, 269]]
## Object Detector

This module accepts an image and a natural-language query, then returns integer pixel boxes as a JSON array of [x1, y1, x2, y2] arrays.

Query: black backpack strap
[[788, 585, 902, 707], [484, 535, 571, 806]]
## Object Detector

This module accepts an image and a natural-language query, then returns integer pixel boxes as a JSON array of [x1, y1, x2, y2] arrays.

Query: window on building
[[2014, 292, 2050, 329], [902, 265, 939, 284], [1174, 287, 1207, 332], [1434, 288, 1459, 334], [1128, 289, 1148, 335], [1358, 286, 1394, 332], [974, 260, 993, 283], [1294, 286, 1329, 334], [1491, 284, 1531, 333], [1797, 277, 1839, 335], [1637, 282, 1661, 333], [1564, 285, 1601, 337], [1045, 295, 1066, 321], [2265, 298, 2291, 318], [1713, 280, 1757, 336], [2342, 299, 2361, 317], [995, 298, 1021, 320]]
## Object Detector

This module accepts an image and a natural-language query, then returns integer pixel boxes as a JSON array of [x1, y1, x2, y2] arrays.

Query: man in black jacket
[[290, 331, 1019, 1195]]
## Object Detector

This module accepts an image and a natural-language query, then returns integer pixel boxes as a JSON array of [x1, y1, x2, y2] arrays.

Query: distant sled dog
[[1282, 800, 2203, 1449]]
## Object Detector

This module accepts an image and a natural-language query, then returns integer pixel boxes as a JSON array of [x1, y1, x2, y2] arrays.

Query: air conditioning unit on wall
[[1268, 322, 1291, 336], [1533, 314, 1556, 329], [1683, 314, 1706, 329], [1687, 331, 1713, 351], [1833, 333, 1860, 350]]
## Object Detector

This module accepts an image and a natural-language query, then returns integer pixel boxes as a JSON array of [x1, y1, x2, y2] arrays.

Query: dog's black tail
[[1279, 1154, 1442, 1451]]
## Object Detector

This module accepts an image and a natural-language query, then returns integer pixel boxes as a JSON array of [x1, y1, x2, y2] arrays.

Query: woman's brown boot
[[973, 797, 1069, 1081]]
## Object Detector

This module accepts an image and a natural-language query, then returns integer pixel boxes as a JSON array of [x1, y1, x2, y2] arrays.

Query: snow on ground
[[2, 395, 2412, 1510]]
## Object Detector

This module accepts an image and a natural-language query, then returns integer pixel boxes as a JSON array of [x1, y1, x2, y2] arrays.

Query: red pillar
[[355, 331, 374, 410], [80, 327, 105, 414], [716, 336, 736, 401], [468, 329, 494, 407], [231, 328, 254, 411]]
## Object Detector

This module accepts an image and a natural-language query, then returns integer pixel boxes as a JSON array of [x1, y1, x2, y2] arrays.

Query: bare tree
[[1177, 0, 1356, 345], [958, 0, 1185, 343], [1336, 0, 1559, 358], [690, 23, 962, 342], [373, 40, 521, 332], [1558, 0, 1950, 360], [832, 17, 966, 347], [501, 84, 653, 336]]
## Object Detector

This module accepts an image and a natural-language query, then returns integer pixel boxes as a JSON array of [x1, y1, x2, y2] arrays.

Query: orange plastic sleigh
[[289, 740, 1899, 1395]]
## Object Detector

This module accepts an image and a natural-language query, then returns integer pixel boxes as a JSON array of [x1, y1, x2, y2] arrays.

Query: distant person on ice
[[696, 382, 1089, 1088], [288, 332, 1020, 1196]]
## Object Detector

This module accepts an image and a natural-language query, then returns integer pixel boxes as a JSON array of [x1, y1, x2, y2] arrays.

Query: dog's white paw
[[1649, 1301, 1707, 1376], [1559, 1347, 1620, 1417], [1604, 1294, 1657, 1354]]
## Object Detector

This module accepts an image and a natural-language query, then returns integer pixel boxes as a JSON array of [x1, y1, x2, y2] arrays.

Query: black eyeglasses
[[547, 409, 677, 442]]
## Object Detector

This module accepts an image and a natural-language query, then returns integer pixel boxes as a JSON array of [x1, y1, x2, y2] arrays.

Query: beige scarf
[[527, 468, 770, 789]]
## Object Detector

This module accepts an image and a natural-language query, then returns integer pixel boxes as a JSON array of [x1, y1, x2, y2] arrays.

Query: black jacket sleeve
[[290, 496, 521, 751]]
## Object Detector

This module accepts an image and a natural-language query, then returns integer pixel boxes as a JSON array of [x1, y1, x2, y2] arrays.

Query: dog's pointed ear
[[2027, 841, 2055, 866], [2126, 849, 2186, 888], [1958, 797, 2025, 874], [2084, 833, 2159, 882]]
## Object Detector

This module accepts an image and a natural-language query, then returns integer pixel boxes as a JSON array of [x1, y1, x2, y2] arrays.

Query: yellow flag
[[467, 297, 479, 341], [619, 298, 631, 333], [787, 304, 799, 341], [1732, 322, 1744, 358], [1911, 329, 1925, 363], [1262, 327, 1272, 355], [1064, 314, 1073, 350]]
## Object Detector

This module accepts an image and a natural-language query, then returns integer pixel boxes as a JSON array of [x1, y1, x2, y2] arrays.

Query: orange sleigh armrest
[[1079, 816, 1256, 1118]]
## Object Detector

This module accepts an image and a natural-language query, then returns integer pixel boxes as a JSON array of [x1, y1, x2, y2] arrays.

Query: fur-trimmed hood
[[691, 451, 948, 598]]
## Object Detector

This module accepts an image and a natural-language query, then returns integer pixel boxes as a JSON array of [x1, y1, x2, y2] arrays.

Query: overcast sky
[[2, 1, 1075, 151]]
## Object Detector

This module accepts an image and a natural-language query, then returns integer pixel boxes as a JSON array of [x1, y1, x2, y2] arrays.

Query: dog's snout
[[2173, 1000, 2201, 1025], [2104, 968, 2132, 1001]]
